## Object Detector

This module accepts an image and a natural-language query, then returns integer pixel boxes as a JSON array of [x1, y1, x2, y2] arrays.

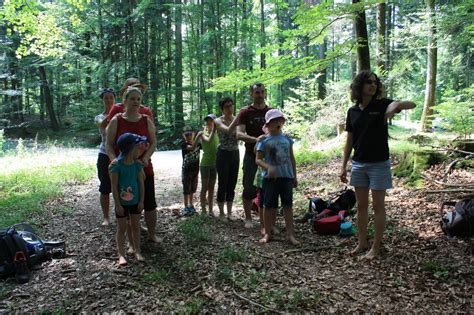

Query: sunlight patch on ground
[[0, 148, 96, 174]]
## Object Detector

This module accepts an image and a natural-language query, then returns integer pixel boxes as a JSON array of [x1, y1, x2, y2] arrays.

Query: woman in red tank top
[[106, 87, 161, 246]]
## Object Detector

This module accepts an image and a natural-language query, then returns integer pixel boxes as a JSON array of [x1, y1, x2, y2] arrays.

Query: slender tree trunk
[[260, 0, 266, 69], [318, 39, 327, 99], [174, 0, 184, 129], [353, 0, 371, 71], [150, 19, 159, 123], [376, 3, 386, 73], [385, 4, 392, 75], [38, 66, 60, 131], [420, 0, 437, 132]]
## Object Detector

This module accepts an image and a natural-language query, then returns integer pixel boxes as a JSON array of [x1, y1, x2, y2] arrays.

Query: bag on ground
[[313, 210, 346, 235], [440, 198, 474, 238]]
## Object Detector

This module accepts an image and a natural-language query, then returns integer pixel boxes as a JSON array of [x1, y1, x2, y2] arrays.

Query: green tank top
[[200, 130, 219, 167]]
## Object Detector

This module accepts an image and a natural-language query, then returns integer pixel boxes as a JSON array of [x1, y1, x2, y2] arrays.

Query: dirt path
[[0, 153, 472, 312]]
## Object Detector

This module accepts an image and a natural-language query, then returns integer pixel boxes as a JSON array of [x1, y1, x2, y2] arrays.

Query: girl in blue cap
[[109, 132, 148, 266]]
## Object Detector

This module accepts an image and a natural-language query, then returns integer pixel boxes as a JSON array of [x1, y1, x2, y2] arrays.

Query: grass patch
[[143, 269, 170, 283], [422, 260, 452, 278], [295, 148, 340, 166], [177, 214, 212, 245], [180, 258, 197, 272], [177, 297, 205, 315], [0, 151, 95, 227], [217, 246, 247, 264], [262, 288, 319, 311]]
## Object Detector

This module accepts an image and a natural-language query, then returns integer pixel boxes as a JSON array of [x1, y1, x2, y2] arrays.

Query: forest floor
[[0, 153, 473, 313]]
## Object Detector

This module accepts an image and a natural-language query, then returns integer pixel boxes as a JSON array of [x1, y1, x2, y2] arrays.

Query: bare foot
[[127, 247, 135, 255], [350, 244, 368, 256], [226, 214, 233, 221], [101, 219, 110, 226], [148, 236, 163, 244], [361, 248, 379, 260], [288, 236, 300, 246], [259, 234, 271, 244], [135, 253, 145, 262], [118, 256, 128, 266], [219, 214, 228, 221], [244, 220, 254, 229]]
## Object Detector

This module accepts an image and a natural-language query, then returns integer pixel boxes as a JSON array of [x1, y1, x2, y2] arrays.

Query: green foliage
[[217, 246, 248, 264], [180, 258, 197, 272], [143, 269, 170, 283], [294, 147, 341, 166], [0, 150, 95, 227], [177, 297, 205, 315], [433, 86, 474, 139], [177, 214, 212, 244], [422, 261, 451, 278], [262, 288, 320, 311]]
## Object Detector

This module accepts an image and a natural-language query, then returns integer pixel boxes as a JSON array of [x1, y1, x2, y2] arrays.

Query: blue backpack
[[0, 223, 52, 278]]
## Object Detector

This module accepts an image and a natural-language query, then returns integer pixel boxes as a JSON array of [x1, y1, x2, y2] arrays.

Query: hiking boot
[[189, 205, 197, 214], [14, 251, 30, 284]]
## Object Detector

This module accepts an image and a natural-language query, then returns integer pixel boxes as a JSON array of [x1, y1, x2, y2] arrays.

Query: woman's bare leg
[[100, 193, 110, 225], [364, 189, 386, 259], [352, 187, 370, 254]]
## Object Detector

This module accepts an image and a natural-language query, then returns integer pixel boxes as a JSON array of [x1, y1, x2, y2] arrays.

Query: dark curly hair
[[350, 70, 382, 104], [218, 97, 234, 110]]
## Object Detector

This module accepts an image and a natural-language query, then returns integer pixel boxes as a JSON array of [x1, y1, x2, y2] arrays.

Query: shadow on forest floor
[[0, 157, 472, 313]]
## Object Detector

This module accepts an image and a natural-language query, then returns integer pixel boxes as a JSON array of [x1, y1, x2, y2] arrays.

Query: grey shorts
[[350, 160, 393, 190]]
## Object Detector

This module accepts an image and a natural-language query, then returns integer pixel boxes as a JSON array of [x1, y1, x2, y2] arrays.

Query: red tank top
[[115, 115, 154, 176]]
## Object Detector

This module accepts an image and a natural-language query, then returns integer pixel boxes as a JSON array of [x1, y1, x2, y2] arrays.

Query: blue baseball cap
[[116, 133, 148, 160]]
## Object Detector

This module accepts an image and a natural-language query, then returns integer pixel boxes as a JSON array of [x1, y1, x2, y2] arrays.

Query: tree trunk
[[352, 0, 371, 72], [318, 39, 327, 99], [38, 66, 60, 131], [260, 0, 266, 69], [376, 3, 386, 73], [174, 0, 184, 130], [420, 0, 437, 132]]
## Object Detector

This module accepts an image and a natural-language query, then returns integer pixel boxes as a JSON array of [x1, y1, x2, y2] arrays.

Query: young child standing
[[200, 115, 219, 216], [109, 133, 147, 266], [256, 109, 300, 245], [181, 127, 203, 216]]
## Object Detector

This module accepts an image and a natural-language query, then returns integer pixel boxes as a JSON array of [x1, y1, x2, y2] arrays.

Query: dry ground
[[0, 156, 472, 313]]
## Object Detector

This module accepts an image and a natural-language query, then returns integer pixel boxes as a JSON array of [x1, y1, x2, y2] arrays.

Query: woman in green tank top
[[200, 114, 219, 215]]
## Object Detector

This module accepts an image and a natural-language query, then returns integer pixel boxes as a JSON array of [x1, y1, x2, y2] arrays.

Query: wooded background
[[0, 0, 472, 144]]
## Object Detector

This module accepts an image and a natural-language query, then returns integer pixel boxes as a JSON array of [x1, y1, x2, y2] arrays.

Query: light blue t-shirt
[[256, 133, 295, 179], [109, 161, 144, 206]]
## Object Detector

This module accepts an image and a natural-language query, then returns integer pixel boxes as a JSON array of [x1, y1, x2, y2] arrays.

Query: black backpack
[[327, 188, 356, 213], [440, 199, 474, 238]]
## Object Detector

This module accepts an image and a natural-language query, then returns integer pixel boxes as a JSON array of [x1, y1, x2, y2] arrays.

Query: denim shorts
[[262, 178, 294, 209], [350, 160, 393, 190]]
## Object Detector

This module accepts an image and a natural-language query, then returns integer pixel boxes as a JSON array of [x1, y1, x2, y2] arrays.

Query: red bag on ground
[[313, 210, 346, 235]]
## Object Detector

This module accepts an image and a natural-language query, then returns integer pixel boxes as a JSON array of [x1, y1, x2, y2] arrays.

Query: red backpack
[[313, 210, 346, 235]]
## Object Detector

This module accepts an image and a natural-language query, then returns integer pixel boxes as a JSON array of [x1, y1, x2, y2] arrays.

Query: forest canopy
[[0, 0, 472, 144]]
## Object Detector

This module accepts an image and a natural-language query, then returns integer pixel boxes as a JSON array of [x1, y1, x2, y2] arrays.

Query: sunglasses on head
[[365, 79, 377, 85]]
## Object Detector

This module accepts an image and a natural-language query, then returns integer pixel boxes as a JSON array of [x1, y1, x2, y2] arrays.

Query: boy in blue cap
[[109, 132, 147, 266]]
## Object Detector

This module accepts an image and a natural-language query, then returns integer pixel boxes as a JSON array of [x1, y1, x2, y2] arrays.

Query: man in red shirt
[[236, 83, 271, 229]]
